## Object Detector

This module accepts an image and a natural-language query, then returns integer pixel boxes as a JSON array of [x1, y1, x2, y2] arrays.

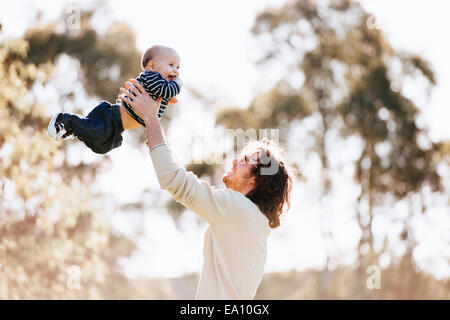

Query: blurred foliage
[[217, 0, 443, 262], [0, 6, 155, 299], [255, 256, 449, 299], [105, 252, 450, 299], [215, 0, 449, 295], [24, 9, 142, 103]]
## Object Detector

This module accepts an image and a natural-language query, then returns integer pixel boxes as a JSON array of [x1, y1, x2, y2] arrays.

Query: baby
[[48, 45, 182, 154]]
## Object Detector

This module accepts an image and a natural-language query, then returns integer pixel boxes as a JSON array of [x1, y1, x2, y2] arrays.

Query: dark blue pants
[[61, 101, 124, 154]]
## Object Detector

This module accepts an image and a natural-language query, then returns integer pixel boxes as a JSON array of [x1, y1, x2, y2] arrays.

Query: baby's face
[[146, 49, 180, 81]]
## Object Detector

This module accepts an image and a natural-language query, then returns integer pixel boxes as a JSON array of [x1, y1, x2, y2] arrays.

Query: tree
[[216, 0, 448, 294], [0, 6, 149, 299]]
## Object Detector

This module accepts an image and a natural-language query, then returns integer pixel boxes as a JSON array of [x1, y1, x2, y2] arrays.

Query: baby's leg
[[61, 101, 124, 154], [119, 105, 142, 130]]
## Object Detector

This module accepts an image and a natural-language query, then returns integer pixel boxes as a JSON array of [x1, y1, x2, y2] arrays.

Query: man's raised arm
[[118, 79, 236, 225]]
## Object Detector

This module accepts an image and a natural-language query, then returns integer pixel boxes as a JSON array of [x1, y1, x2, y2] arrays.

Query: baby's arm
[[139, 71, 182, 100]]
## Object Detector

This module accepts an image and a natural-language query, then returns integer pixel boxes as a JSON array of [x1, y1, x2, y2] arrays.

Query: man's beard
[[223, 175, 243, 191], [222, 175, 230, 187]]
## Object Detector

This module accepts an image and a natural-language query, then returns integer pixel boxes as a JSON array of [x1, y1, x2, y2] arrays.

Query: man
[[118, 79, 293, 299]]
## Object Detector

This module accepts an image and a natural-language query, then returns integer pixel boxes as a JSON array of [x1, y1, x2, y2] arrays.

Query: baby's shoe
[[48, 113, 73, 140]]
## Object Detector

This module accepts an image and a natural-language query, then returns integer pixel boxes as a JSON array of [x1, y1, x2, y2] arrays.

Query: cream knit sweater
[[150, 144, 271, 299]]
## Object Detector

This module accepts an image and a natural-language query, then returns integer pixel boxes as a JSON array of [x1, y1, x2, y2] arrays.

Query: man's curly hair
[[241, 139, 293, 229]]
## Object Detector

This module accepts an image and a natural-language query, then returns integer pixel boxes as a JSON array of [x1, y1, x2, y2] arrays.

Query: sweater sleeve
[[140, 71, 182, 100], [150, 144, 235, 225]]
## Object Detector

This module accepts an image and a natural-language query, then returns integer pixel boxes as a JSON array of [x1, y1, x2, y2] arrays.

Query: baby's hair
[[141, 45, 173, 70]]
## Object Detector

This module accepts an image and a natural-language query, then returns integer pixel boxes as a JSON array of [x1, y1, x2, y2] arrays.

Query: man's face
[[222, 152, 258, 196]]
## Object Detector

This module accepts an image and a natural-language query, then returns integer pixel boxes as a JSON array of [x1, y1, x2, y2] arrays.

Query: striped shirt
[[121, 71, 182, 127]]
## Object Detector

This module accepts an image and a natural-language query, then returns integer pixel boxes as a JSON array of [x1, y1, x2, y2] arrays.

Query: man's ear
[[250, 175, 257, 187], [245, 176, 257, 197]]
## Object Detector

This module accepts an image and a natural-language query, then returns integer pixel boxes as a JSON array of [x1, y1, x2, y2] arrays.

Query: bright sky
[[1, 0, 448, 279]]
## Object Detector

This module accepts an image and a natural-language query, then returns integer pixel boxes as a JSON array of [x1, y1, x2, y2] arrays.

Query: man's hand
[[118, 79, 167, 150], [118, 79, 161, 121]]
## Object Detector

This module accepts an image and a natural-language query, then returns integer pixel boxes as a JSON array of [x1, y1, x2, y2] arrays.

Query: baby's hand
[[168, 97, 178, 105]]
